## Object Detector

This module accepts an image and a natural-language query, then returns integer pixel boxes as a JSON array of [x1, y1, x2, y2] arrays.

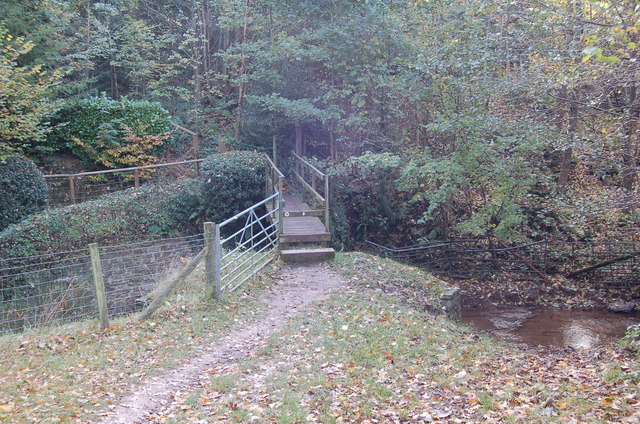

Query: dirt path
[[97, 263, 347, 424]]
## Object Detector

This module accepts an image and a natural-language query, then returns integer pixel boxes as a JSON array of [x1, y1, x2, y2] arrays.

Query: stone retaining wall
[[100, 240, 201, 316]]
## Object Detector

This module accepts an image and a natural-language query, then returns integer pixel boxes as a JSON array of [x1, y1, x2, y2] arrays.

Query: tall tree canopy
[[1, 0, 638, 242]]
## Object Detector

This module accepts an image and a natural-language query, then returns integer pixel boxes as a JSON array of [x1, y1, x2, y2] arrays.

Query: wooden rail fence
[[44, 159, 204, 205]]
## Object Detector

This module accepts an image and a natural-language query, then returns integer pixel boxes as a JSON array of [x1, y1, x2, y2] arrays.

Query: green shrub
[[0, 180, 199, 259], [199, 151, 267, 224], [620, 324, 640, 355], [327, 152, 415, 246], [0, 156, 48, 230], [165, 180, 203, 230], [47, 95, 172, 167]]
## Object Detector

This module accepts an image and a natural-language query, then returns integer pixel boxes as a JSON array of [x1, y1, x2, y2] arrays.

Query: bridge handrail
[[292, 152, 325, 179], [291, 153, 330, 231], [264, 154, 285, 179]]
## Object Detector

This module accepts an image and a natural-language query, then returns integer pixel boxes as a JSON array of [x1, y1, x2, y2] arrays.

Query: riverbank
[[455, 271, 639, 311]]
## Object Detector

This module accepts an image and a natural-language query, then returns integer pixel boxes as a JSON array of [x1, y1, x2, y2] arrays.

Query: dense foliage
[[2, 0, 638, 245], [0, 27, 60, 157], [0, 156, 48, 231], [328, 153, 409, 246], [199, 151, 267, 224], [47, 96, 172, 168], [0, 150, 268, 258]]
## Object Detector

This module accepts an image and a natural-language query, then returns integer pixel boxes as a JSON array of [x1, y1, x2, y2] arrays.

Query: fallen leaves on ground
[[162, 255, 640, 423], [0, 272, 270, 424]]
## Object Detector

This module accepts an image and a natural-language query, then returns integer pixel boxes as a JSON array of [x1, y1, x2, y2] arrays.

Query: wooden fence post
[[204, 222, 216, 299], [89, 243, 108, 329], [265, 163, 270, 199], [218, 137, 227, 154], [272, 134, 277, 167], [69, 176, 76, 204], [311, 174, 317, 209], [214, 224, 222, 298], [134, 169, 140, 188]]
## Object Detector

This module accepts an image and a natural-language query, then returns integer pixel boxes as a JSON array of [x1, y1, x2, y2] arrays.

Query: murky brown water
[[462, 307, 639, 349]]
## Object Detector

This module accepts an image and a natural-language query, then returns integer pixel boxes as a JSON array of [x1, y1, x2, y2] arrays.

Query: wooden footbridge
[[265, 153, 335, 263]]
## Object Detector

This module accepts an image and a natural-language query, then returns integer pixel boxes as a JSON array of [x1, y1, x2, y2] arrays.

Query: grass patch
[[2, 252, 638, 423], [168, 253, 640, 424], [0, 263, 278, 423], [333, 251, 447, 313]]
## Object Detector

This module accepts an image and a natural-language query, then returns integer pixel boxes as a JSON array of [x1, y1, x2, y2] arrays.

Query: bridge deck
[[281, 194, 330, 242]]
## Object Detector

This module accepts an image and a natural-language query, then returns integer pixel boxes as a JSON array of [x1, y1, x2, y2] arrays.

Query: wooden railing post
[[89, 243, 108, 329], [194, 133, 201, 175], [272, 134, 277, 167], [134, 169, 140, 188], [194, 133, 200, 159], [324, 176, 330, 230], [311, 174, 317, 209], [218, 137, 227, 153], [214, 224, 222, 297], [265, 163, 270, 198]]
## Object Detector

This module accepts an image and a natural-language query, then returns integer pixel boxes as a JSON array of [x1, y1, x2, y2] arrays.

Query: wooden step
[[280, 232, 331, 243], [281, 248, 336, 263]]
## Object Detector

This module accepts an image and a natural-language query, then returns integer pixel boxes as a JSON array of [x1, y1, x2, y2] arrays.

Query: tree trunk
[[558, 146, 573, 191], [558, 89, 579, 193], [622, 85, 639, 211], [191, 1, 202, 111], [201, 1, 212, 94], [235, 0, 250, 140], [329, 118, 336, 160], [558, 0, 582, 193], [295, 121, 302, 155], [85, 0, 92, 83], [110, 63, 117, 99]]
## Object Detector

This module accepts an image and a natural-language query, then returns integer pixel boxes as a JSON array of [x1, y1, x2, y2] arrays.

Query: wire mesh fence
[[366, 239, 640, 288], [45, 159, 202, 207], [98, 234, 205, 316], [0, 191, 283, 335], [552, 241, 640, 287], [0, 249, 94, 334], [0, 234, 205, 334]]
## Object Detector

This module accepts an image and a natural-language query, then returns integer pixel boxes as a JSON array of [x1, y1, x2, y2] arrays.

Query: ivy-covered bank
[[0, 151, 266, 259]]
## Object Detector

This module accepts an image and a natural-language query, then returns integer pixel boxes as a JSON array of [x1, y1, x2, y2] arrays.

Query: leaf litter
[[1, 253, 639, 423], [165, 253, 640, 424]]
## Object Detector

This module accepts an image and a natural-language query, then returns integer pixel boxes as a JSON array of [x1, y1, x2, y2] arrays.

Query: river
[[462, 307, 639, 349]]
